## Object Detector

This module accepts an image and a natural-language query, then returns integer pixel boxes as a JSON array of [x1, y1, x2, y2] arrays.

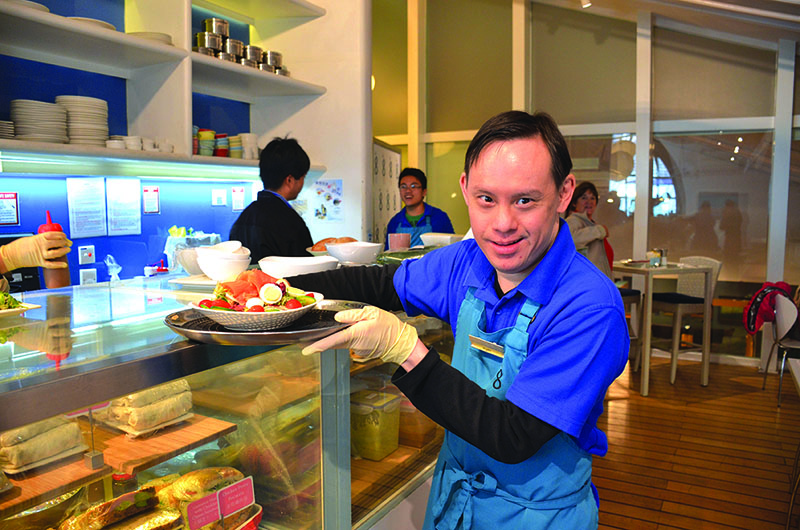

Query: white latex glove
[[0, 233, 72, 272], [302, 306, 419, 365]]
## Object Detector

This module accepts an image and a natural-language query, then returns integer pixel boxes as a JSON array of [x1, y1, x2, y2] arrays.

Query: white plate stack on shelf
[[0, 121, 14, 139], [10, 99, 68, 144], [55, 95, 109, 147]]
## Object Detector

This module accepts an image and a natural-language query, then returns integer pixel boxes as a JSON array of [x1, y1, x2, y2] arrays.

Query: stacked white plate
[[10, 99, 68, 144], [55, 95, 109, 147], [128, 32, 173, 46], [0, 121, 14, 139]]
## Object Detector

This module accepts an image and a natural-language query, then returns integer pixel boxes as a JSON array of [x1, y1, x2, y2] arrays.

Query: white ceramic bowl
[[420, 233, 463, 247], [325, 241, 382, 264], [189, 292, 323, 331], [259, 256, 339, 278], [197, 254, 250, 281], [175, 248, 203, 275]]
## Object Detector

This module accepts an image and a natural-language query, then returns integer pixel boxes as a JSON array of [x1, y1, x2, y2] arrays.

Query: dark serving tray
[[164, 299, 364, 346]]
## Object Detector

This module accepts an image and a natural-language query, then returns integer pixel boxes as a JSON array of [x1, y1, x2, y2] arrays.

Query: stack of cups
[[239, 133, 258, 160], [197, 129, 215, 156], [123, 136, 142, 150], [192, 125, 199, 154], [229, 135, 243, 158], [214, 133, 229, 157]]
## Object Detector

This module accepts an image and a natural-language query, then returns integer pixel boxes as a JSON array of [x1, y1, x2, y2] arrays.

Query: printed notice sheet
[[107, 178, 141, 236], [0, 192, 19, 225], [67, 177, 107, 238]]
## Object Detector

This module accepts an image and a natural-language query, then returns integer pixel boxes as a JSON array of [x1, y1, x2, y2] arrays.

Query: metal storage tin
[[243, 45, 263, 62], [192, 46, 216, 57], [258, 63, 276, 73], [196, 32, 222, 50], [216, 52, 237, 62], [276, 67, 290, 77], [262, 50, 283, 67], [239, 58, 258, 68], [222, 38, 243, 57], [203, 18, 229, 37]]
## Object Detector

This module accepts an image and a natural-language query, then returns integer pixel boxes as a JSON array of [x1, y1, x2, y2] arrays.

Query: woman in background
[[566, 181, 612, 279]]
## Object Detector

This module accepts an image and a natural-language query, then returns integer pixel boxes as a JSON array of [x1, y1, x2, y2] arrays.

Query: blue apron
[[422, 288, 597, 529], [395, 214, 433, 248]]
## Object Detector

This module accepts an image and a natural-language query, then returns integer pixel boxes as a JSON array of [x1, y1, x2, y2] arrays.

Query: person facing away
[[229, 136, 313, 262], [565, 181, 613, 279], [299, 110, 629, 529], [384, 167, 455, 249]]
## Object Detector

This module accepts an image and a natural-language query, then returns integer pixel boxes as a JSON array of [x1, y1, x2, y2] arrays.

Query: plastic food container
[[350, 390, 400, 461]]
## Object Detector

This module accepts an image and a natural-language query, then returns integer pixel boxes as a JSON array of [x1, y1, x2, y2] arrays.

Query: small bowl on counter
[[325, 241, 382, 265], [197, 253, 250, 282]]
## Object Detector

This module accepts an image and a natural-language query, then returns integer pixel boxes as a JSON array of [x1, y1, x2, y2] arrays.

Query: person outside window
[[565, 181, 613, 279], [229, 137, 313, 262], [385, 167, 454, 249], [297, 111, 628, 528]]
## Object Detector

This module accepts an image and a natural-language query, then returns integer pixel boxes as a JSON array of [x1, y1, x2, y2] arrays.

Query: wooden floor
[[597, 356, 800, 530]]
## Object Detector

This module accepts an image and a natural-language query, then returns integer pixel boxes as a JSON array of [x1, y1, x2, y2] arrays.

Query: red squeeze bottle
[[37, 211, 71, 288]]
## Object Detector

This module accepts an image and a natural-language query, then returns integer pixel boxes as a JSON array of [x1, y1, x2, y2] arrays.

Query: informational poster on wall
[[66, 177, 107, 238], [143, 185, 160, 214], [0, 192, 19, 226], [107, 178, 142, 236], [309, 178, 343, 222]]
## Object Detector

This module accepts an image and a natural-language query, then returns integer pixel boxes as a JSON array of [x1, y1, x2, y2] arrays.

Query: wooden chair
[[619, 288, 643, 371], [651, 256, 722, 385], [760, 294, 800, 407]]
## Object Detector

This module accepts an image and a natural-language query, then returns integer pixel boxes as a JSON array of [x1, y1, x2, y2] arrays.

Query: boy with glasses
[[385, 167, 455, 249]]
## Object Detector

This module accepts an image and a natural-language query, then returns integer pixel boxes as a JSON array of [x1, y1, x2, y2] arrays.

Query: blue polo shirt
[[385, 203, 455, 249], [393, 219, 629, 456]]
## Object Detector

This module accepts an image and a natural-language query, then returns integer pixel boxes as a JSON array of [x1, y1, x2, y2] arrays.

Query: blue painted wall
[[0, 176, 253, 284]]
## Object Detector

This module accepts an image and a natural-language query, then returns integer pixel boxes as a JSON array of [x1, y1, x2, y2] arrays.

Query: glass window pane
[[427, 0, 511, 132], [532, 4, 636, 125], [425, 141, 470, 234], [372, 0, 408, 136], [653, 28, 775, 120], [786, 130, 800, 284], [650, 131, 772, 285], [565, 135, 636, 260]]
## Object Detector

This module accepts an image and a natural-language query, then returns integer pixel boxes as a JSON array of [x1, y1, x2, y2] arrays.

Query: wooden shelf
[[193, 0, 326, 21], [0, 4, 185, 78], [350, 429, 444, 525], [0, 414, 236, 519], [191, 53, 326, 102]]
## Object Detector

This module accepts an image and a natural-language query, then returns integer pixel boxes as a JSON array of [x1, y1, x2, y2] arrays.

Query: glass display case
[[0, 276, 450, 529]]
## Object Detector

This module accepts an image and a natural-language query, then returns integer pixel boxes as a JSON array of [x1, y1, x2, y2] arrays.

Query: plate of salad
[[188, 269, 322, 331], [0, 292, 40, 318]]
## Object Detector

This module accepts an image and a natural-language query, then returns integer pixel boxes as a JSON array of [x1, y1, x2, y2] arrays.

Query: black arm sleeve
[[392, 348, 559, 464], [290, 264, 403, 311]]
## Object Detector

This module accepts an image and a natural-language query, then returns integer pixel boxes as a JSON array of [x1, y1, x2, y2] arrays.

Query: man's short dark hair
[[398, 167, 427, 190], [259, 136, 310, 190], [463, 111, 572, 189]]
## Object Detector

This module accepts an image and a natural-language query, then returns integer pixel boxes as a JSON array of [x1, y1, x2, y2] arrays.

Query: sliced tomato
[[247, 305, 265, 312], [198, 299, 215, 308], [209, 299, 232, 309], [285, 299, 302, 310], [305, 292, 315, 299]]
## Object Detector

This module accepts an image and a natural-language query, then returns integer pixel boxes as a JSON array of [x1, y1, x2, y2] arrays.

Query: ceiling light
[[581, 0, 592, 7]]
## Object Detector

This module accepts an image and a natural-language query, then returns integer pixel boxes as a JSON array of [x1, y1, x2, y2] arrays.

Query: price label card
[[218, 477, 254, 517], [186, 492, 220, 530]]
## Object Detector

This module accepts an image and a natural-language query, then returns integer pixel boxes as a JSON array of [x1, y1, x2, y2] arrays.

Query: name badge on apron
[[469, 335, 505, 359]]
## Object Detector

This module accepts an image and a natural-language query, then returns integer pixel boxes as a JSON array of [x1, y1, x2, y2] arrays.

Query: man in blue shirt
[[385, 167, 455, 249], [302, 111, 628, 529]]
